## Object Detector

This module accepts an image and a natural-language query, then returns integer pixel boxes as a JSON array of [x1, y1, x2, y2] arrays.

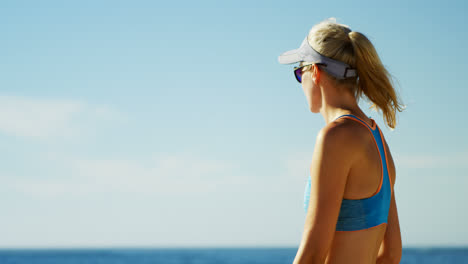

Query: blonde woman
[[278, 18, 405, 264]]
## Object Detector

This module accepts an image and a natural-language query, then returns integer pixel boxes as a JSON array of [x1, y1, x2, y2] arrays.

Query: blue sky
[[0, 0, 467, 248]]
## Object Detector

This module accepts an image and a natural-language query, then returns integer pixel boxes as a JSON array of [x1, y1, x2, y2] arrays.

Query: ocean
[[0, 247, 467, 264]]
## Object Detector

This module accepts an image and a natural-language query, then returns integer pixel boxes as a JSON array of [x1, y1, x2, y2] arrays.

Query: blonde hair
[[301, 18, 406, 130]]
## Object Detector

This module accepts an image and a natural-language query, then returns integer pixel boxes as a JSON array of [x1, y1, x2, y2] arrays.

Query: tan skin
[[293, 64, 402, 264]]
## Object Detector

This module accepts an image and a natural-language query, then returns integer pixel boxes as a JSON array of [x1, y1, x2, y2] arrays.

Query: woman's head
[[282, 18, 405, 129]]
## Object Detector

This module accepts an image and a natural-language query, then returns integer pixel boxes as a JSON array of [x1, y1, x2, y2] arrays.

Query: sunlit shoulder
[[315, 119, 363, 168]]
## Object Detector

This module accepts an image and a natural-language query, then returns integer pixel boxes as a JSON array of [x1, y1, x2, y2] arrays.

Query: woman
[[278, 18, 405, 264]]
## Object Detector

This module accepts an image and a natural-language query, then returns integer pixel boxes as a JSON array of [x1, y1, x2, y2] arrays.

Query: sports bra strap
[[334, 114, 377, 131]]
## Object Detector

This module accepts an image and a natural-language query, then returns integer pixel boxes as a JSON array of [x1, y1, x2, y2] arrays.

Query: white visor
[[278, 36, 357, 80]]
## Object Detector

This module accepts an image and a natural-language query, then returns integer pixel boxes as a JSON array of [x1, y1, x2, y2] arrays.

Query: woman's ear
[[312, 64, 321, 84]]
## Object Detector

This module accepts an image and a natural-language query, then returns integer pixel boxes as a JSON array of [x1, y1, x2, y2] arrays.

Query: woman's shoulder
[[317, 118, 368, 157], [319, 117, 369, 142]]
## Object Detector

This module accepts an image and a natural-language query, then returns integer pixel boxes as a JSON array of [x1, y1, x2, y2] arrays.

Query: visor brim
[[278, 48, 302, 64]]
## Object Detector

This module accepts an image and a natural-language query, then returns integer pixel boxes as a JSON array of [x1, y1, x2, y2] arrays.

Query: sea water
[[0, 247, 466, 264]]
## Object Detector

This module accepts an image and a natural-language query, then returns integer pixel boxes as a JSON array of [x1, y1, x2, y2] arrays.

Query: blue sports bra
[[303, 114, 393, 231]]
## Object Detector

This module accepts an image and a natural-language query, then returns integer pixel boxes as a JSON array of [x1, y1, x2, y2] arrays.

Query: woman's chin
[[309, 105, 320, 113]]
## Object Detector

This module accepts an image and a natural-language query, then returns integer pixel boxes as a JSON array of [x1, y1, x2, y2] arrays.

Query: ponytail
[[348, 31, 405, 130]]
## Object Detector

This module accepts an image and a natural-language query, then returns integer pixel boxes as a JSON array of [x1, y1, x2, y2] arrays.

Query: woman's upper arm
[[294, 124, 358, 262], [378, 135, 402, 262], [378, 188, 403, 263]]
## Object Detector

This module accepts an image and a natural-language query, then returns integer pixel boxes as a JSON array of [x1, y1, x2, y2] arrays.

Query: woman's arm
[[293, 124, 358, 264], [377, 136, 402, 264], [377, 188, 402, 263]]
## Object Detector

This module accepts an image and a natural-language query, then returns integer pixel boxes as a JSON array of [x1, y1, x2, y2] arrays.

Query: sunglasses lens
[[294, 68, 302, 83]]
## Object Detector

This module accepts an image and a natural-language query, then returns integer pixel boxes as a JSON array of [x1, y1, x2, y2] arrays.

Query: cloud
[[0, 95, 121, 139], [6, 152, 240, 197], [394, 152, 468, 169], [284, 151, 312, 180]]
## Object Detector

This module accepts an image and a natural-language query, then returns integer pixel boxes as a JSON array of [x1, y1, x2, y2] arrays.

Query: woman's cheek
[[302, 83, 313, 107], [310, 83, 321, 112]]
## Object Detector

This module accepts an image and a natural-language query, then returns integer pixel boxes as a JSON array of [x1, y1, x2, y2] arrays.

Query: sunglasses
[[293, 63, 324, 83]]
